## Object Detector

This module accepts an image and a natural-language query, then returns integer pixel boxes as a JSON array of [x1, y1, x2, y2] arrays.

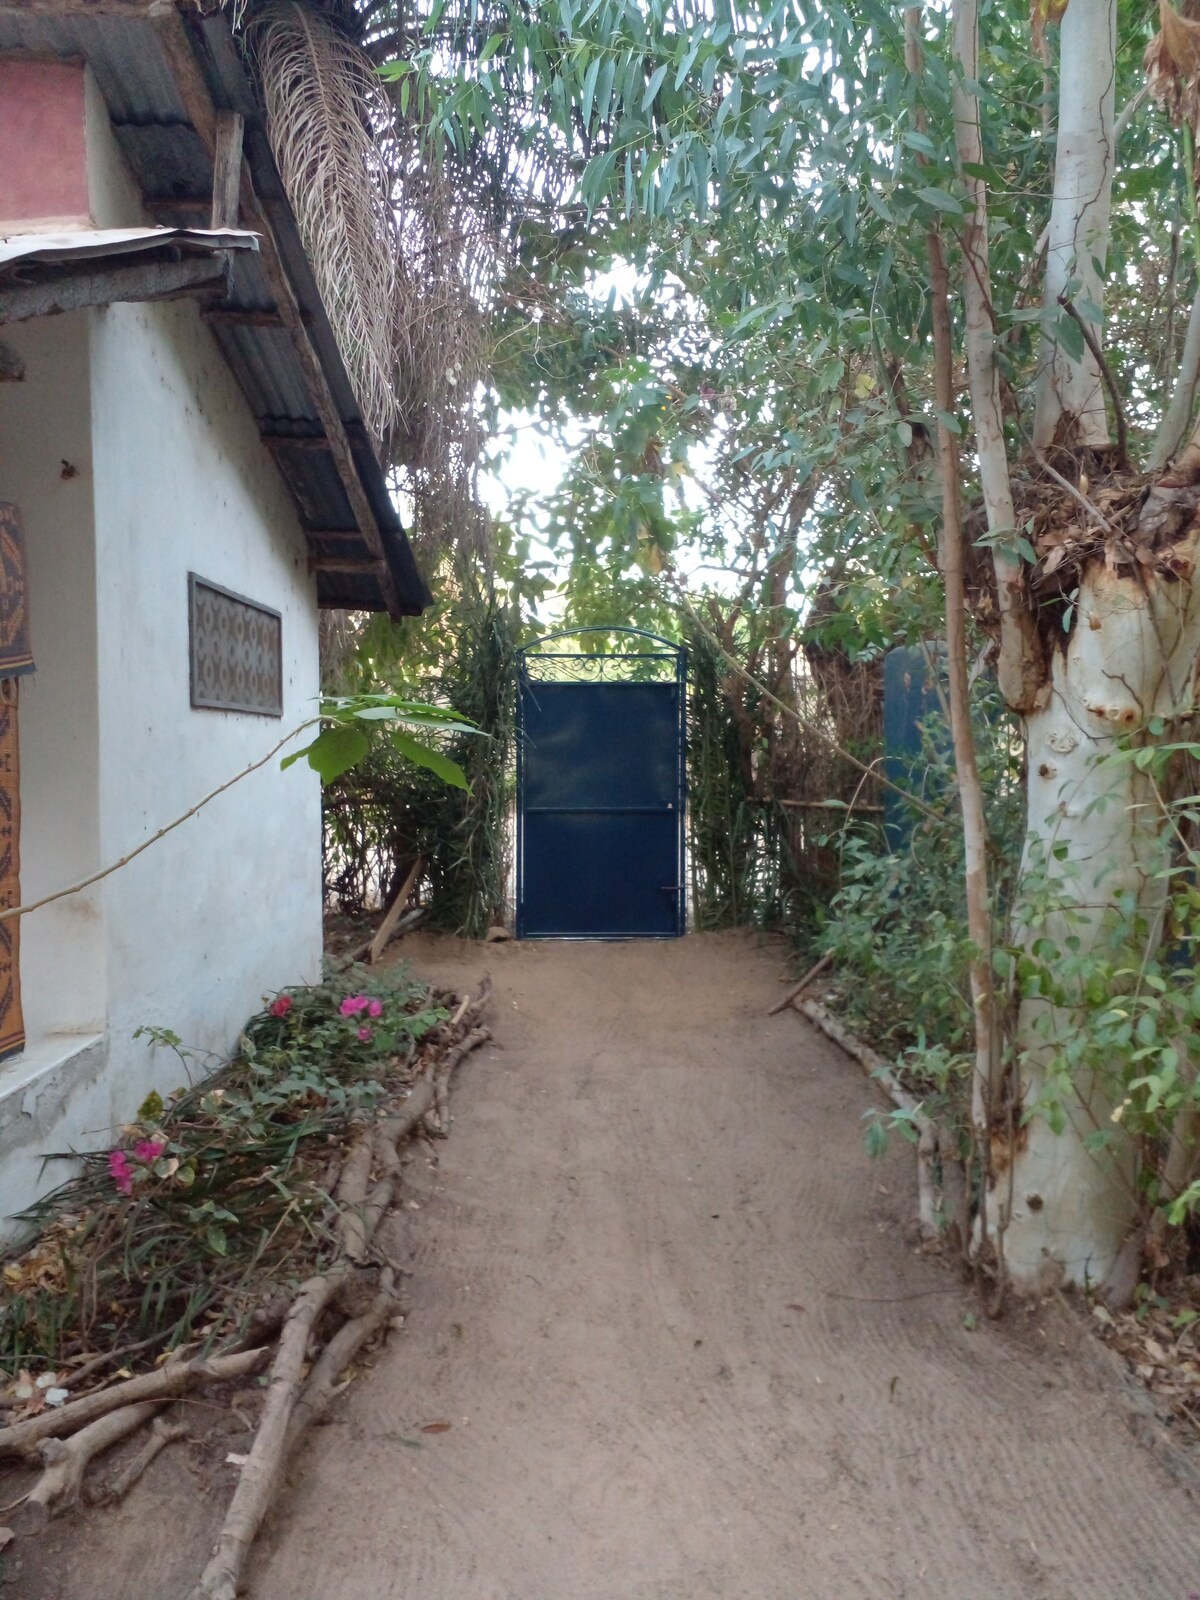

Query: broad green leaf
[[304, 726, 370, 784], [391, 731, 469, 789], [915, 185, 964, 215]]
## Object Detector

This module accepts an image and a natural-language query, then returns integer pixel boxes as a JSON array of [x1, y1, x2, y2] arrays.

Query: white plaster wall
[[85, 75, 322, 1116], [0, 70, 322, 1233], [89, 292, 323, 1105], [0, 315, 111, 1232], [0, 315, 105, 1042]]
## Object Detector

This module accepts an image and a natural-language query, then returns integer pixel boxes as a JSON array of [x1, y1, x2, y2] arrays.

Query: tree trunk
[[951, 0, 1047, 715], [1032, 0, 1117, 449], [998, 528, 1200, 1287], [1148, 288, 1200, 472], [909, 0, 999, 1164]]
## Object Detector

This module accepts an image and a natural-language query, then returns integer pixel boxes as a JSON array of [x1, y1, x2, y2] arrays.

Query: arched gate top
[[518, 626, 686, 685]]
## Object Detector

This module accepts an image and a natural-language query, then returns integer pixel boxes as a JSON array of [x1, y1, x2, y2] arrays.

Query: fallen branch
[[283, 1270, 401, 1459], [369, 858, 424, 965], [352, 1025, 492, 1246], [0, 973, 494, 1578], [336, 1125, 378, 1263], [338, 907, 427, 971], [767, 951, 834, 1016], [190, 1273, 343, 1600], [89, 1416, 188, 1505], [60, 1333, 166, 1395], [425, 1027, 491, 1139], [13, 1401, 165, 1532], [797, 999, 947, 1240], [192, 981, 492, 1597], [0, 1346, 270, 1464]]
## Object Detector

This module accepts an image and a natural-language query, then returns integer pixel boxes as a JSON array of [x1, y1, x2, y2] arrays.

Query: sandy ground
[[10, 931, 1200, 1599]]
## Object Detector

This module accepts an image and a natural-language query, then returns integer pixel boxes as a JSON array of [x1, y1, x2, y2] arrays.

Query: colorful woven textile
[[0, 503, 33, 678], [0, 679, 23, 1059]]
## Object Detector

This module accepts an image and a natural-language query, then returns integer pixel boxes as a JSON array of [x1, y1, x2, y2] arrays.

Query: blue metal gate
[[516, 629, 686, 939]]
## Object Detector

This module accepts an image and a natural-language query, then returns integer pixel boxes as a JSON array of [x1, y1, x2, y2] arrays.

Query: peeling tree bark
[[1001, 525, 1200, 1286], [1032, 0, 1117, 449]]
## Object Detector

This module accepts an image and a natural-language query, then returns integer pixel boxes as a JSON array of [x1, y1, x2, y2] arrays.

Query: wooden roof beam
[[210, 109, 243, 231], [0, 0, 174, 12], [261, 432, 330, 451], [0, 253, 226, 325], [203, 306, 303, 328], [309, 557, 388, 575]]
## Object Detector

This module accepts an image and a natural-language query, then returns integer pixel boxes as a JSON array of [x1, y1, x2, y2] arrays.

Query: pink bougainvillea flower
[[270, 994, 293, 1019], [339, 995, 369, 1017], [367, 999, 383, 1018], [133, 1140, 166, 1165], [108, 1150, 133, 1196], [357, 1026, 373, 1044]]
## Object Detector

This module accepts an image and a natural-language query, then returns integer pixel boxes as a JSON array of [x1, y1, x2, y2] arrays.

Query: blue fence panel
[[882, 643, 948, 853]]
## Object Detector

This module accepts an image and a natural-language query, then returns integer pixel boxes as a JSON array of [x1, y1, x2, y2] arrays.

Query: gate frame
[[515, 627, 688, 940]]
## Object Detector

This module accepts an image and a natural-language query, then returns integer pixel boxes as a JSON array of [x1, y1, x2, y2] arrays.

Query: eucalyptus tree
[[371, 0, 1200, 1292]]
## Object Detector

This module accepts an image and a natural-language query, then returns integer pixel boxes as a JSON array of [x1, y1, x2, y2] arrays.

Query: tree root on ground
[[189, 1271, 345, 1600], [0, 975, 492, 1594], [88, 1417, 188, 1506], [797, 998, 964, 1244], [12, 1400, 166, 1532], [0, 1347, 271, 1465]]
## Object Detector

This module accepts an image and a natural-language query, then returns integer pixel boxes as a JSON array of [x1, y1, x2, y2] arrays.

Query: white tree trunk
[[1150, 284, 1200, 473], [1032, 0, 1117, 450], [997, 533, 1200, 1287], [952, 0, 1047, 720]]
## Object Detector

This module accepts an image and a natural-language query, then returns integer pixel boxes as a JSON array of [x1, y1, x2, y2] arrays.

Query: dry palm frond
[[247, 0, 402, 445], [378, 93, 497, 555], [244, 0, 497, 555], [318, 607, 366, 691], [1146, 0, 1200, 129]]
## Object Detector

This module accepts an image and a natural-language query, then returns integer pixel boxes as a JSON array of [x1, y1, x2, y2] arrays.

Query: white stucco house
[[0, 0, 430, 1233]]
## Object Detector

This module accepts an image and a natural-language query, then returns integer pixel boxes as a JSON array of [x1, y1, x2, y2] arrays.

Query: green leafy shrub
[[323, 576, 519, 938], [820, 682, 1023, 1109], [0, 964, 445, 1370]]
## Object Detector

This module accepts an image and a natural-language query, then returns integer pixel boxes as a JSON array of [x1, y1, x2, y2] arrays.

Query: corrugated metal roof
[[0, 14, 188, 122], [0, 4, 430, 618], [0, 226, 257, 266], [209, 321, 321, 422]]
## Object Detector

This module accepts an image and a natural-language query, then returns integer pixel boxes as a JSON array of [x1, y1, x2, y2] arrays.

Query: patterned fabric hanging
[[0, 503, 34, 680], [0, 503, 34, 1061]]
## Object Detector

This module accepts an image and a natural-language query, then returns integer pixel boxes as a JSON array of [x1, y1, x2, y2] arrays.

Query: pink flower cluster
[[269, 994, 293, 1018], [339, 995, 383, 1019], [108, 1139, 166, 1196]]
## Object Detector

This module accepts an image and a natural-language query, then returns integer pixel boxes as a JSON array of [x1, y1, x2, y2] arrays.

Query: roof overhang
[[0, 225, 259, 321], [0, 0, 431, 619]]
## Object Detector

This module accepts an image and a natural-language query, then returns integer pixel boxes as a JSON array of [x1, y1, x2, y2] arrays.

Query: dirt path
[[13, 931, 1198, 1599], [242, 931, 1196, 1600]]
